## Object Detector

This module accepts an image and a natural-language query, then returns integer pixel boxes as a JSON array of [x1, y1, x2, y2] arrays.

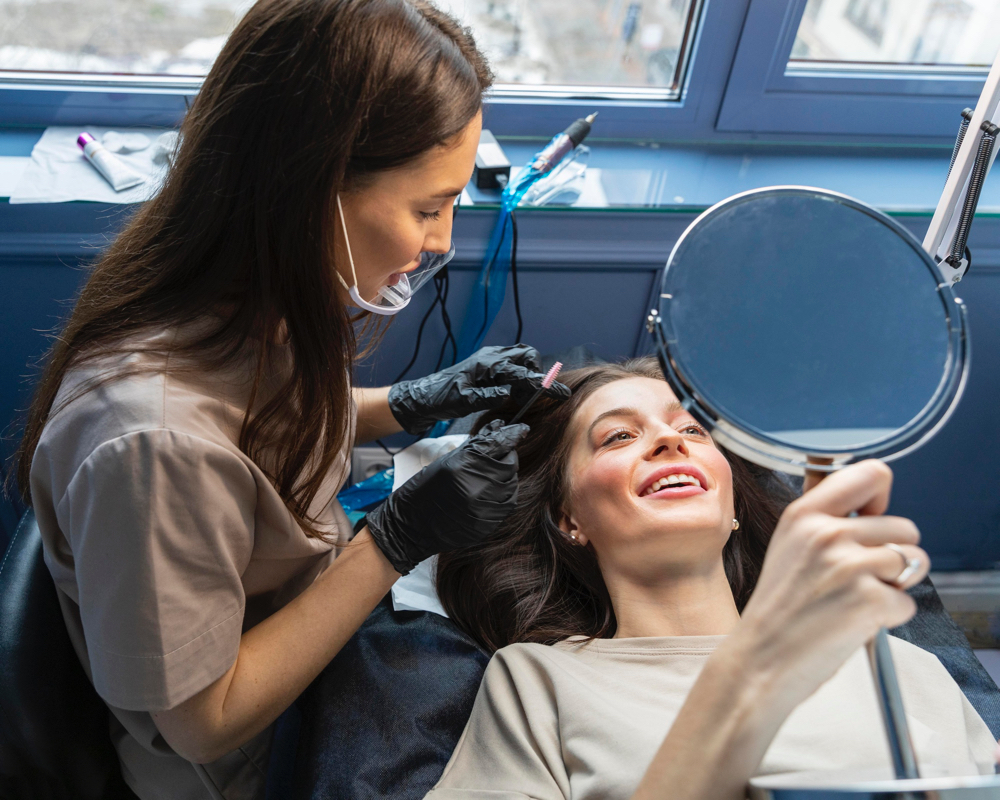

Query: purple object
[[77, 132, 96, 150]]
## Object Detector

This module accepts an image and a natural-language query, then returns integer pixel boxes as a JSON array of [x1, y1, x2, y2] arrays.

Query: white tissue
[[151, 131, 180, 166], [389, 434, 469, 617], [101, 131, 151, 153], [10, 126, 172, 205]]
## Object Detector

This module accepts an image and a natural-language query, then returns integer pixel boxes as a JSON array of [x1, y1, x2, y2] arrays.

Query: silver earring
[[570, 533, 579, 542], [732, 518, 740, 531]]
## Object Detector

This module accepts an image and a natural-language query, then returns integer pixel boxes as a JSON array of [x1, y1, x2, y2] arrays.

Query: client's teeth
[[642, 473, 704, 496]]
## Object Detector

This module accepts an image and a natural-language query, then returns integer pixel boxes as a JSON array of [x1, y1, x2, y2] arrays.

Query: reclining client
[[431, 358, 997, 800]]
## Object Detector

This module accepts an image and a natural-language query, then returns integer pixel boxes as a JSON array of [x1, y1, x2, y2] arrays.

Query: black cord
[[510, 210, 523, 343], [473, 212, 511, 349], [392, 287, 440, 385], [374, 439, 397, 458], [437, 198, 459, 369], [966, 245, 973, 275], [435, 267, 457, 370]]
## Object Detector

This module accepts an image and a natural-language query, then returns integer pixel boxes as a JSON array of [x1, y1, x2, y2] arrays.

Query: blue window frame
[[717, 0, 991, 140], [482, 0, 752, 140], [0, 0, 752, 142], [0, 0, 991, 143]]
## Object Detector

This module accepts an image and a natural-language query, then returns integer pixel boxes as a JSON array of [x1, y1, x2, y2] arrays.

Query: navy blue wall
[[1, 200, 998, 569]]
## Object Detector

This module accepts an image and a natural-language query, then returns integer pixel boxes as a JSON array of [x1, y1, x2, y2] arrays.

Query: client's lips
[[637, 464, 709, 498]]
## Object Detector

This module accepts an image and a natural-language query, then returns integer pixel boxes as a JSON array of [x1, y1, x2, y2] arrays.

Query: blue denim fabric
[[0, 466, 26, 558], [289, 598, 489, 800], [892, 576, 1000, 738]]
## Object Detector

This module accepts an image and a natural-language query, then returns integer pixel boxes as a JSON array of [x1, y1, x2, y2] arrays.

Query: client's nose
[[648, 427, 689, 458]]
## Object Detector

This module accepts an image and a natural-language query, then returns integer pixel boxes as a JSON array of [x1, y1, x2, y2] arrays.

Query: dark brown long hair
[[16, 0, 492, 536], [436, 357, 795, 652]]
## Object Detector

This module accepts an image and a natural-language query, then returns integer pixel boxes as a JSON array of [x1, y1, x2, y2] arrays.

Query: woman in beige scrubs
[[14, 1, 565, 798]]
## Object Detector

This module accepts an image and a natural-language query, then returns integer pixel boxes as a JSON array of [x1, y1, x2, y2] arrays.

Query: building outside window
[[844, 0, 889, 45], [0, 0, 701, 97], [791, 0, 999, 67]]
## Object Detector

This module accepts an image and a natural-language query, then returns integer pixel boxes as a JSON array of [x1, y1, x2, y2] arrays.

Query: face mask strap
[[335, 195, 359, 294]]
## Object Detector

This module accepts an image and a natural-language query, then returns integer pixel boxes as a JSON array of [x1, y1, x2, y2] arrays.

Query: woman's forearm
[[152, 529, 398, 763], [632, 634, 793, 800], [353, 386, 404, 443]]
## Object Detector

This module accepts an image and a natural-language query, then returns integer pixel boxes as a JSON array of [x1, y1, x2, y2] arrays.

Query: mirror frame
[[648, 186, 969, 476]]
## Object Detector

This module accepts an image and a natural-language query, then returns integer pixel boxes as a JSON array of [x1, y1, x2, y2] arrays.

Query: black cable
[[392, 195, 461, 383], [510, 210, 524, 343], [374, 439, 397, 458], [966, 245, 973, 274], [435, 267, 457, 370], [437, 198, 459, 369], [392, 288, 440, 385], [473, 212, 511, 349]]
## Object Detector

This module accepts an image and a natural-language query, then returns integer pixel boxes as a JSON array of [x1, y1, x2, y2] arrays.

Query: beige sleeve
[[426, 647, 569, 800], [60, 429, 256, 712], [888, 637, 998, 772], [960, 693, 999, 769]]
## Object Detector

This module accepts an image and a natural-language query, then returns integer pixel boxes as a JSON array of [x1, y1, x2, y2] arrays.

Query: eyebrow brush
[[510, 362, 563, 424]]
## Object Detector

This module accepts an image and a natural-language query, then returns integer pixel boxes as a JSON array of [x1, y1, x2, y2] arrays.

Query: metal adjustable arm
[[924, 53, 1000, 284]]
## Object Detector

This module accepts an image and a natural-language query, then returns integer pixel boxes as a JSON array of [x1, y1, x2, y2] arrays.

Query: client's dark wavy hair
[[436, 357, 795, 653]]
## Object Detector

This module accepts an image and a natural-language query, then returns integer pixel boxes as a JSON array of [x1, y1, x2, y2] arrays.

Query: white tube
[[77, 132, 145, 192]]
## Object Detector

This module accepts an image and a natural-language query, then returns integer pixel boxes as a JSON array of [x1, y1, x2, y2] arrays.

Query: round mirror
[[649, 186, 968, 476]]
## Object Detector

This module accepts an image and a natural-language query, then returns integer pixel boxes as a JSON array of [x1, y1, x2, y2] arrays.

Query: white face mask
[[335, 195, 455, 316]]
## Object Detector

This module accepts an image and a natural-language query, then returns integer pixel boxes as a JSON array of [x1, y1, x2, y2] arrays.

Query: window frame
[[1, 0, 986, 143], [716, 0, 992, 140], [0, 0, 751, 142]]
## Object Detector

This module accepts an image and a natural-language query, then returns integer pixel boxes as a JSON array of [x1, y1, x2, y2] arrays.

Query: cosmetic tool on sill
[[510, 362, 563, 424]]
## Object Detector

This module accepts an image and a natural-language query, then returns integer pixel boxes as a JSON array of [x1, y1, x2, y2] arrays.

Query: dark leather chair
[[0, 509, 137, 800]]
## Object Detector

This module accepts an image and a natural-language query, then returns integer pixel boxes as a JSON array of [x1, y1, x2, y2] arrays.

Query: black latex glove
[[365, 420, 529, 575], [387, 344, 571, 435]]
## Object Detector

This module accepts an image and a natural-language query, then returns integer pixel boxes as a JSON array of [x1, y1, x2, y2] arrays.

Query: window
[[440, 0, 702, 98], [0, 0, 252, 76], [790, 0, 1000, 68], [717, 0, 999, 138], [0, 0, 719, 135], [10, 0, 986, 141], [0, 0, 703, 99]]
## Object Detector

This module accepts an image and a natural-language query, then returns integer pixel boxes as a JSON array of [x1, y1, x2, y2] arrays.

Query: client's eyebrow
[[587, 402, 685, 439]]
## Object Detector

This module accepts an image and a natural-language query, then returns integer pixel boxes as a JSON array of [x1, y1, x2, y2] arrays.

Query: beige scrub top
[[29, 327, 354, 800], [427, 635, 997, 800]]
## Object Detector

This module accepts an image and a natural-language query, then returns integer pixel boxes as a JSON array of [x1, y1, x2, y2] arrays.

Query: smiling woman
[[433, 357, 995, 800], [437, 357, 781, 648]]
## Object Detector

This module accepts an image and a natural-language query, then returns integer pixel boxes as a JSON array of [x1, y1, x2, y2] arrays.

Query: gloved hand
[[387, 344, 570, 435], [365, 420, 529, 575]]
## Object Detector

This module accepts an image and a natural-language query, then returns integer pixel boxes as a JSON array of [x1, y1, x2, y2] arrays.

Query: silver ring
[[884, 543, 922, 586]]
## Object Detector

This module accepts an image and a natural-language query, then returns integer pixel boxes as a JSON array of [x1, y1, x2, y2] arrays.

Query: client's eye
[[601, 428, 635, 446], [680, 424, 708, 437], [420, 209, 442, 221]]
